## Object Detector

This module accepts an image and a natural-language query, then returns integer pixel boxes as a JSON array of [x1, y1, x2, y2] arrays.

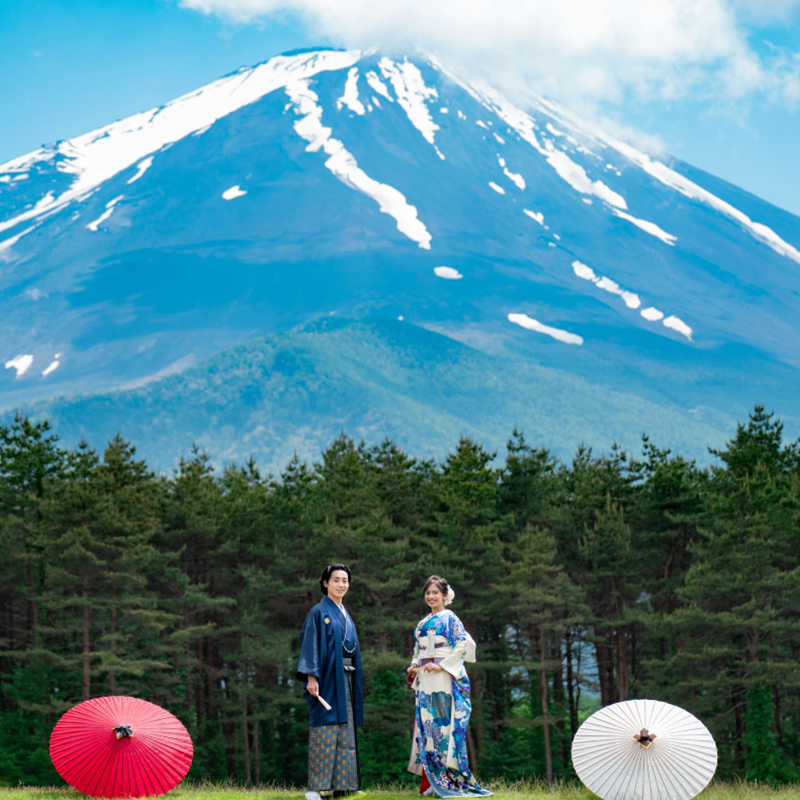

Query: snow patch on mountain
[[86, 195, 124, 232], [127, 156, 154, 185], [434, 266, 462, 279], [5, 354, 33, 378], [436, 67, 777, 258], [222, 185, 247, 200], [498, 157, 525, 190], [0, 225, 35, 255], [612, 208, 677, 245], [523, 209, 546, 226], [0, 173, 29, 184], [365, 71, 393, 101], [0, 49, 361, 241], [42, 356, 61, 377], [0, 193, 54, 236], [378, 58, 439, 146], [508, 313, 584, 345], [572, 260, 641, 309], [614, 141, 800, 263], [571, 260, 693, 338], [543, 143, 626, 208], [498, 89, 800, 266], [286, 79, 431, 250], [462, 83, 629, 210], [641, 307, 665, 321], [338, 68, 366, 115], [664, 315, 693, 340]]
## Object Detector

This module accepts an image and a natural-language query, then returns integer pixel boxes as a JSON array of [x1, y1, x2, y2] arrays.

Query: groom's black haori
[[297, 563, 363, 797]]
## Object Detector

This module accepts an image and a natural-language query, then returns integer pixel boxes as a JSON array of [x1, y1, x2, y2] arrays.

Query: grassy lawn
[[3, 782, 800, 800]]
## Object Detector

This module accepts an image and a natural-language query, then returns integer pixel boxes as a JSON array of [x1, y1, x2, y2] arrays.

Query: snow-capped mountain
[[1, 48, 798, 467]]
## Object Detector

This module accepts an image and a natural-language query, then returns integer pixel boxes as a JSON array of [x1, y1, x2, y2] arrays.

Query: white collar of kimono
[[328, 597, 350, 619]]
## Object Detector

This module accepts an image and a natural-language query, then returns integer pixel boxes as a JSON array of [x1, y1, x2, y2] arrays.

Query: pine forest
[[1, 406, 799, 787]]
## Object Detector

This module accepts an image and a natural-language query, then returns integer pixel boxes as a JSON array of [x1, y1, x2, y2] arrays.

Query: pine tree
[[671, 407, 800, 776], [0, 414, 65, 650], [158, 447, 233, 779], [0, 414, 65, 785], [502, 520, 582, 783], [427, 437, 506, 772], [497, 429, 583, 779], [41, 436, 172, 702], [554, 445, 639, 706]]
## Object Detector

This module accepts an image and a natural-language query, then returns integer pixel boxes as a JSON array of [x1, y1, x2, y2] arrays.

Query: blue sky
[[2, 0, 799, 215]]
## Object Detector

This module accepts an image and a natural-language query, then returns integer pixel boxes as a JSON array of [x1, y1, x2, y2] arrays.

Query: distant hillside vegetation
[[11, 317, 740, 473]]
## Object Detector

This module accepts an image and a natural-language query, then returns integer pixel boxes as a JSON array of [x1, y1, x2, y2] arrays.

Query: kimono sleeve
[[438, 612, 468, 680], [296, 608, 321, 681]]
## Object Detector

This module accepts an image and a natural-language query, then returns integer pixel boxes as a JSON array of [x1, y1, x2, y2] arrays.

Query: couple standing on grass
[[297, 564, 492, 800]]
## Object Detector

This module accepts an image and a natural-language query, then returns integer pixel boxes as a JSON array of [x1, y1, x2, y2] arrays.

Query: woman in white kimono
[[406, 576, 491, 798]]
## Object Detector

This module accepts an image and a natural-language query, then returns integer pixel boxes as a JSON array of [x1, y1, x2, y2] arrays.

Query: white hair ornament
[[444, 584, 455, 605]]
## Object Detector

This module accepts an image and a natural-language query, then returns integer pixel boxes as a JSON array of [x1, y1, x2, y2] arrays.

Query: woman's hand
[[306, 675, 320, 696], [406, 665, 419, 674], [422, 663, 444, 672]]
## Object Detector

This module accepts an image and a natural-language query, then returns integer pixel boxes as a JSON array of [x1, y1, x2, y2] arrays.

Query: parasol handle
[[633, 728, 657, 748], [114, 725, 134, 739]]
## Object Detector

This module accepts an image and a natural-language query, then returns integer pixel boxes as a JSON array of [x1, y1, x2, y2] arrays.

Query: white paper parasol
[[572, 699, 717, 800]]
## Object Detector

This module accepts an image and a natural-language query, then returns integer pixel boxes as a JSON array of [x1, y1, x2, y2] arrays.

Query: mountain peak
[[1, 49, 798, 466]]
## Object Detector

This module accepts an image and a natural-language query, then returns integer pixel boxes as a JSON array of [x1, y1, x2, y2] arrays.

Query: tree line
[[1, 406, 798, 787]]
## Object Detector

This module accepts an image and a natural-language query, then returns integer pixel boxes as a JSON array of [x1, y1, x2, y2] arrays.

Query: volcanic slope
[[26, 317, 742, 474], [1, 48, 798, 466]]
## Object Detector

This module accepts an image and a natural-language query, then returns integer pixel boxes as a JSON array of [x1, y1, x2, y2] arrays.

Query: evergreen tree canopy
[[1, 405, 799, 786]]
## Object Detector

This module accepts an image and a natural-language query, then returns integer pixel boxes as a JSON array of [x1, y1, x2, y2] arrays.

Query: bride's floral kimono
[[407, 609, 491, 797]]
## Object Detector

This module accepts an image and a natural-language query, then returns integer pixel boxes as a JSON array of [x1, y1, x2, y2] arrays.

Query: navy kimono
[[297, 595, 364, 727]]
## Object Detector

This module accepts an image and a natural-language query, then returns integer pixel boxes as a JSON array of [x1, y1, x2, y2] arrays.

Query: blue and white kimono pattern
[[408, 610, 491, 797]]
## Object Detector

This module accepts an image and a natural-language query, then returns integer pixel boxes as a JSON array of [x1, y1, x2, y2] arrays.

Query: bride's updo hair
[[423, 575, 448, 596]]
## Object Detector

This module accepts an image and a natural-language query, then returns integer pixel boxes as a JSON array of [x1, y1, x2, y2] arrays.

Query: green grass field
[[3, 783, 800, 800]]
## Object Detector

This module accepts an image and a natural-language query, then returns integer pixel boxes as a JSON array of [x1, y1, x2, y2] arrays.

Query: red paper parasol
[[50, 696, 193, 798]]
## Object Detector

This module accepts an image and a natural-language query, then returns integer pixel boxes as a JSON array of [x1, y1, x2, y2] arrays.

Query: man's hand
[[307, 675, 320, 696]]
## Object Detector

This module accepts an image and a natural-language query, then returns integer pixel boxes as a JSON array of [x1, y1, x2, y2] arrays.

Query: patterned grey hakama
[[308, 674, 359, 792]]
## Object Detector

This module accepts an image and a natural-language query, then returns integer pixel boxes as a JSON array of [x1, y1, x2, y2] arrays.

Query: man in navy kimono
[[298, 563, 364, 800]]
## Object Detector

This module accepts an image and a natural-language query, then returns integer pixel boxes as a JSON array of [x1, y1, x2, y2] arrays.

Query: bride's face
[[424, 585, 445, 612]]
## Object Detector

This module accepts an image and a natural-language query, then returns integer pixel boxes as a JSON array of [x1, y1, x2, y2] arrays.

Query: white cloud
[[177, 0, 800, 109]]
